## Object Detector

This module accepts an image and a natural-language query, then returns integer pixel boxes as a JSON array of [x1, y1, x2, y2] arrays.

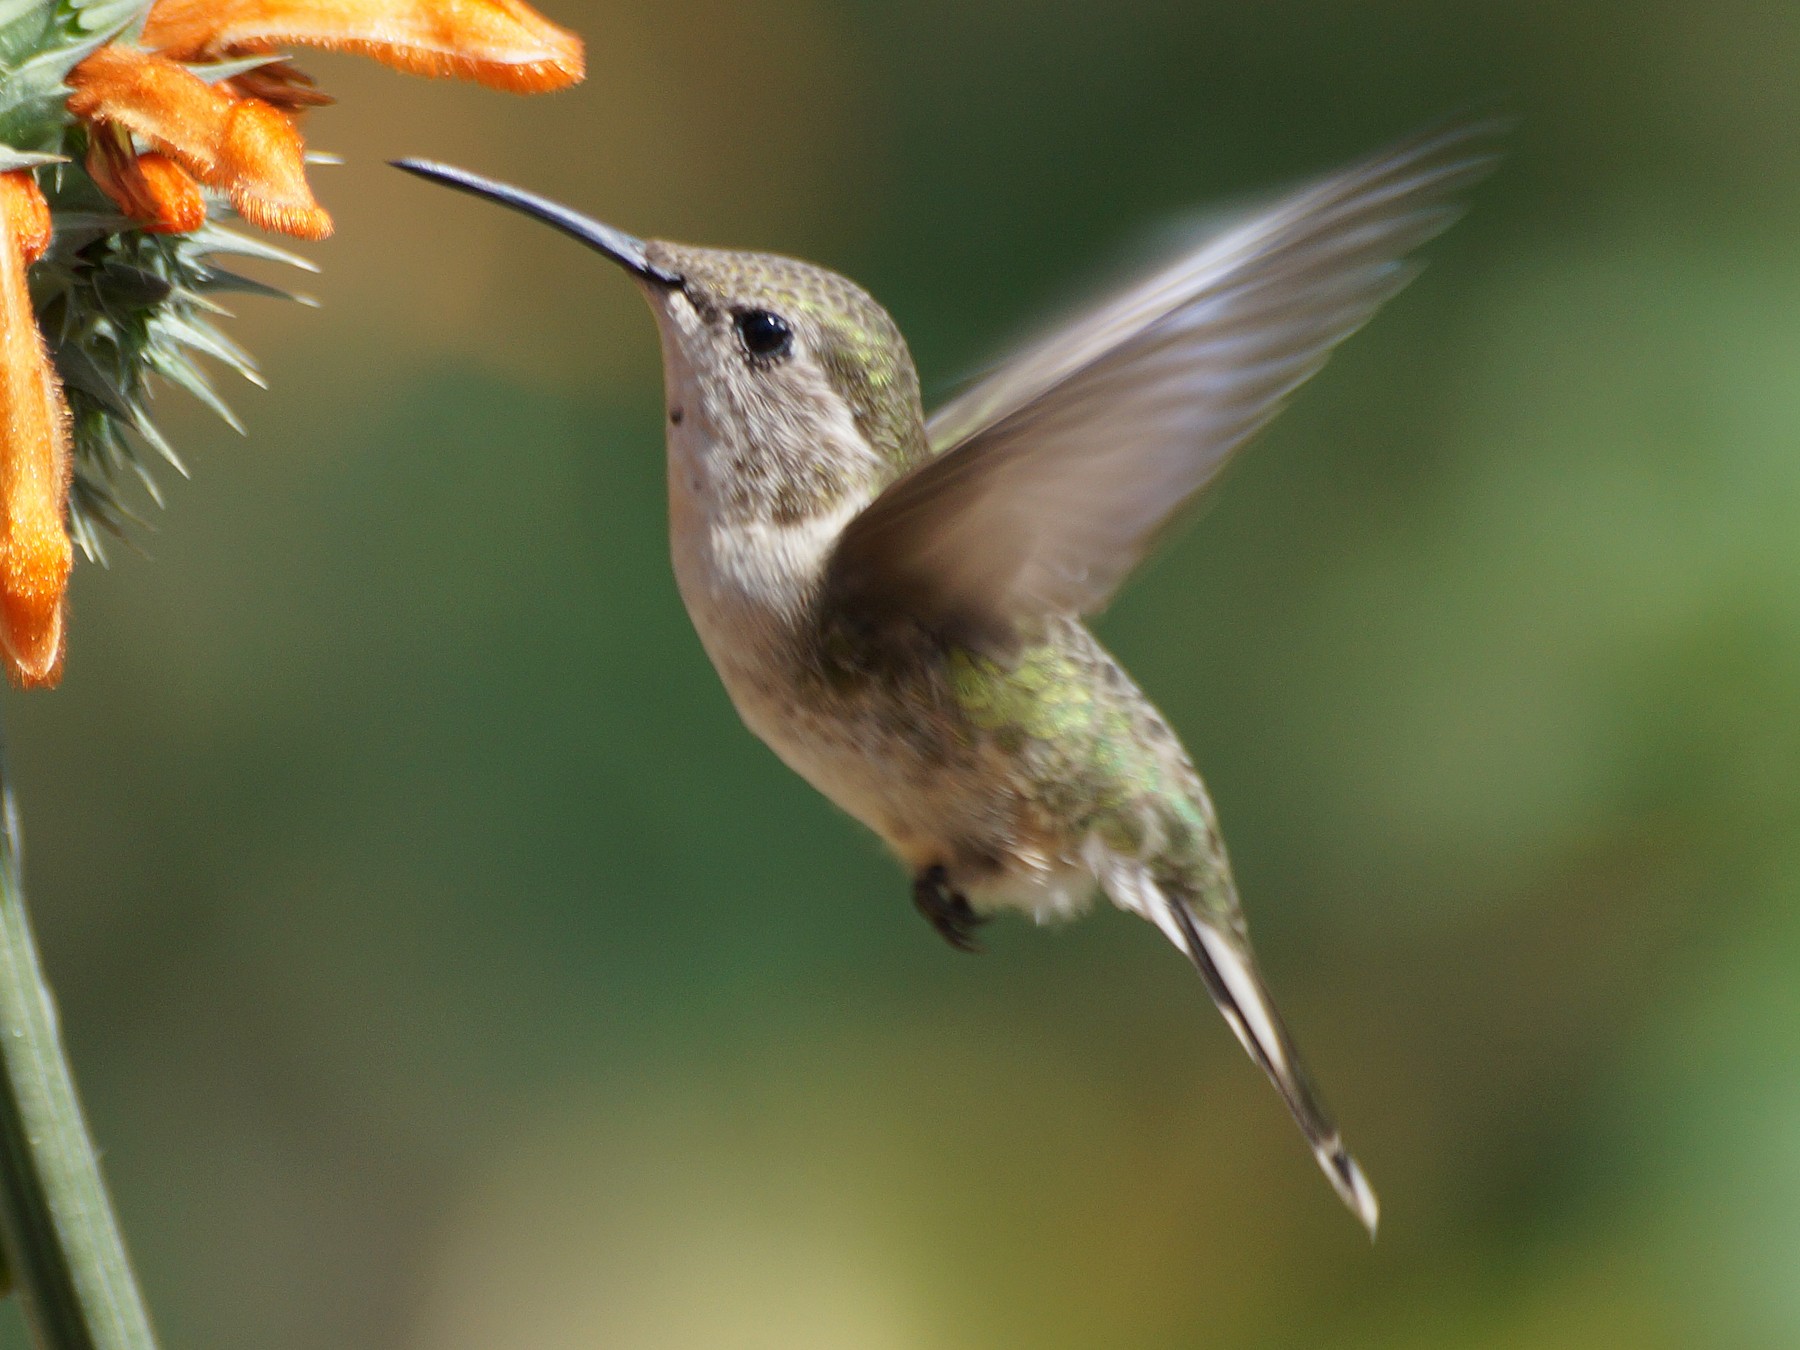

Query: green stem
[[0, 723, 157, 1350]]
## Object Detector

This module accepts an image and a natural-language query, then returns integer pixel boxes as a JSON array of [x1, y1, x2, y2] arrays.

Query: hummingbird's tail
[[1163, 895, 1379, 1238], [1095, 850, 1378, 1236]]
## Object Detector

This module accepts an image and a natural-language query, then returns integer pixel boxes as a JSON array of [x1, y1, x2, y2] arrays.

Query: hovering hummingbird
[[396, 121, 1499, 1236]]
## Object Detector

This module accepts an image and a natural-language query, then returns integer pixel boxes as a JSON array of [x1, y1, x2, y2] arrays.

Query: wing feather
[[823, 120, 1502, 649]]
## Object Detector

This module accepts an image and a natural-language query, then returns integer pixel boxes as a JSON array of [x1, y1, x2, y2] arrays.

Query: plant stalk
[[0, 721, 157, 1350]]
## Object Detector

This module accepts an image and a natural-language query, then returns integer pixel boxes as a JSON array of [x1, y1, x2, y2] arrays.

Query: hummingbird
[[396, 120, 1499, 1237]]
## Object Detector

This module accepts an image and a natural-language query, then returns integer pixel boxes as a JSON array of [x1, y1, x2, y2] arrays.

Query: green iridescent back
[[948, 620, 1236, 918]]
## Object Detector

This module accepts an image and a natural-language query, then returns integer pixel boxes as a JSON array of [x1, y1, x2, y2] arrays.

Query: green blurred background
[[9, 0, 1800, 1345]]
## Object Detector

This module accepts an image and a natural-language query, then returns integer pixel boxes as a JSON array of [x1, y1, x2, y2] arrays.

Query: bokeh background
[[5, 0, 1800, 1345]]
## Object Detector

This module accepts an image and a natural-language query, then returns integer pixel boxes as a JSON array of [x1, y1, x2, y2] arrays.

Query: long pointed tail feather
[[1162, 891, 1380, 1238]]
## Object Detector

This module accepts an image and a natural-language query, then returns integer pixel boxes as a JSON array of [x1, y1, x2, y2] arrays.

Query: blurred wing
[[824, 120, 1502, 649]]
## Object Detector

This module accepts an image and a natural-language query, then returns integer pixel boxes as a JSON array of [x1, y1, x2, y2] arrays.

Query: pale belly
[[697, 617, 1103, 921], [672, 516, 1104, 921], [713, 640, 972, 864]]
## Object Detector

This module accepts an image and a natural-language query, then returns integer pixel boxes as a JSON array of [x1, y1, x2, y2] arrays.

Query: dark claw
[[912, 864, 988, 953]]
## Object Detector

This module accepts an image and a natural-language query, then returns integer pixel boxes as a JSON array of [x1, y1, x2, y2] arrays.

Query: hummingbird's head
[[633, 239, 930, 518], [393, 160, 928, 526]]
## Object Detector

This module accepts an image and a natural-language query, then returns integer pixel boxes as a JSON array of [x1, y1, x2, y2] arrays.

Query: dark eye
[[734, 309, 793, 360]]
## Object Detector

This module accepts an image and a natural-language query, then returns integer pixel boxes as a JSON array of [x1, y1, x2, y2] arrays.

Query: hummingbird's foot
[[913, 864, 988, 954]]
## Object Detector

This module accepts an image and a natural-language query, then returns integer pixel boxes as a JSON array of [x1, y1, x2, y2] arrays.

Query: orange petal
[[143, 0, 584, 93], [68, 45, 332, 239], [0, 173, 72, 688], [86, 132, 207, 234], [133, 153, 209, 233], [68, 45, 235, 180], [217, 100, 332, 238], [7, 174, 50, 263]]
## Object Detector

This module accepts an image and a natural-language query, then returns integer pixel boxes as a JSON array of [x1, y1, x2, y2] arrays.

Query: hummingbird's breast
[[668, 491, 984, 860]]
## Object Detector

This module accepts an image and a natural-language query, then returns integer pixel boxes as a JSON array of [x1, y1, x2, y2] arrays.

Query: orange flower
[[68, 45, 331, 238], [142, 0, 585, 94], [0, 173, 72, 688], [68, 0, 581, 238], [85, 129, 207, 234]]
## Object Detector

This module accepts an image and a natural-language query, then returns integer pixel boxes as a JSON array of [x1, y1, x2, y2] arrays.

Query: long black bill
[[391, 158, 684, 288]]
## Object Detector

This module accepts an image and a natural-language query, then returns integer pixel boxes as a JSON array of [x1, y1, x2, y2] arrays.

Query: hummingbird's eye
[[734, 309, 793, 361]]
